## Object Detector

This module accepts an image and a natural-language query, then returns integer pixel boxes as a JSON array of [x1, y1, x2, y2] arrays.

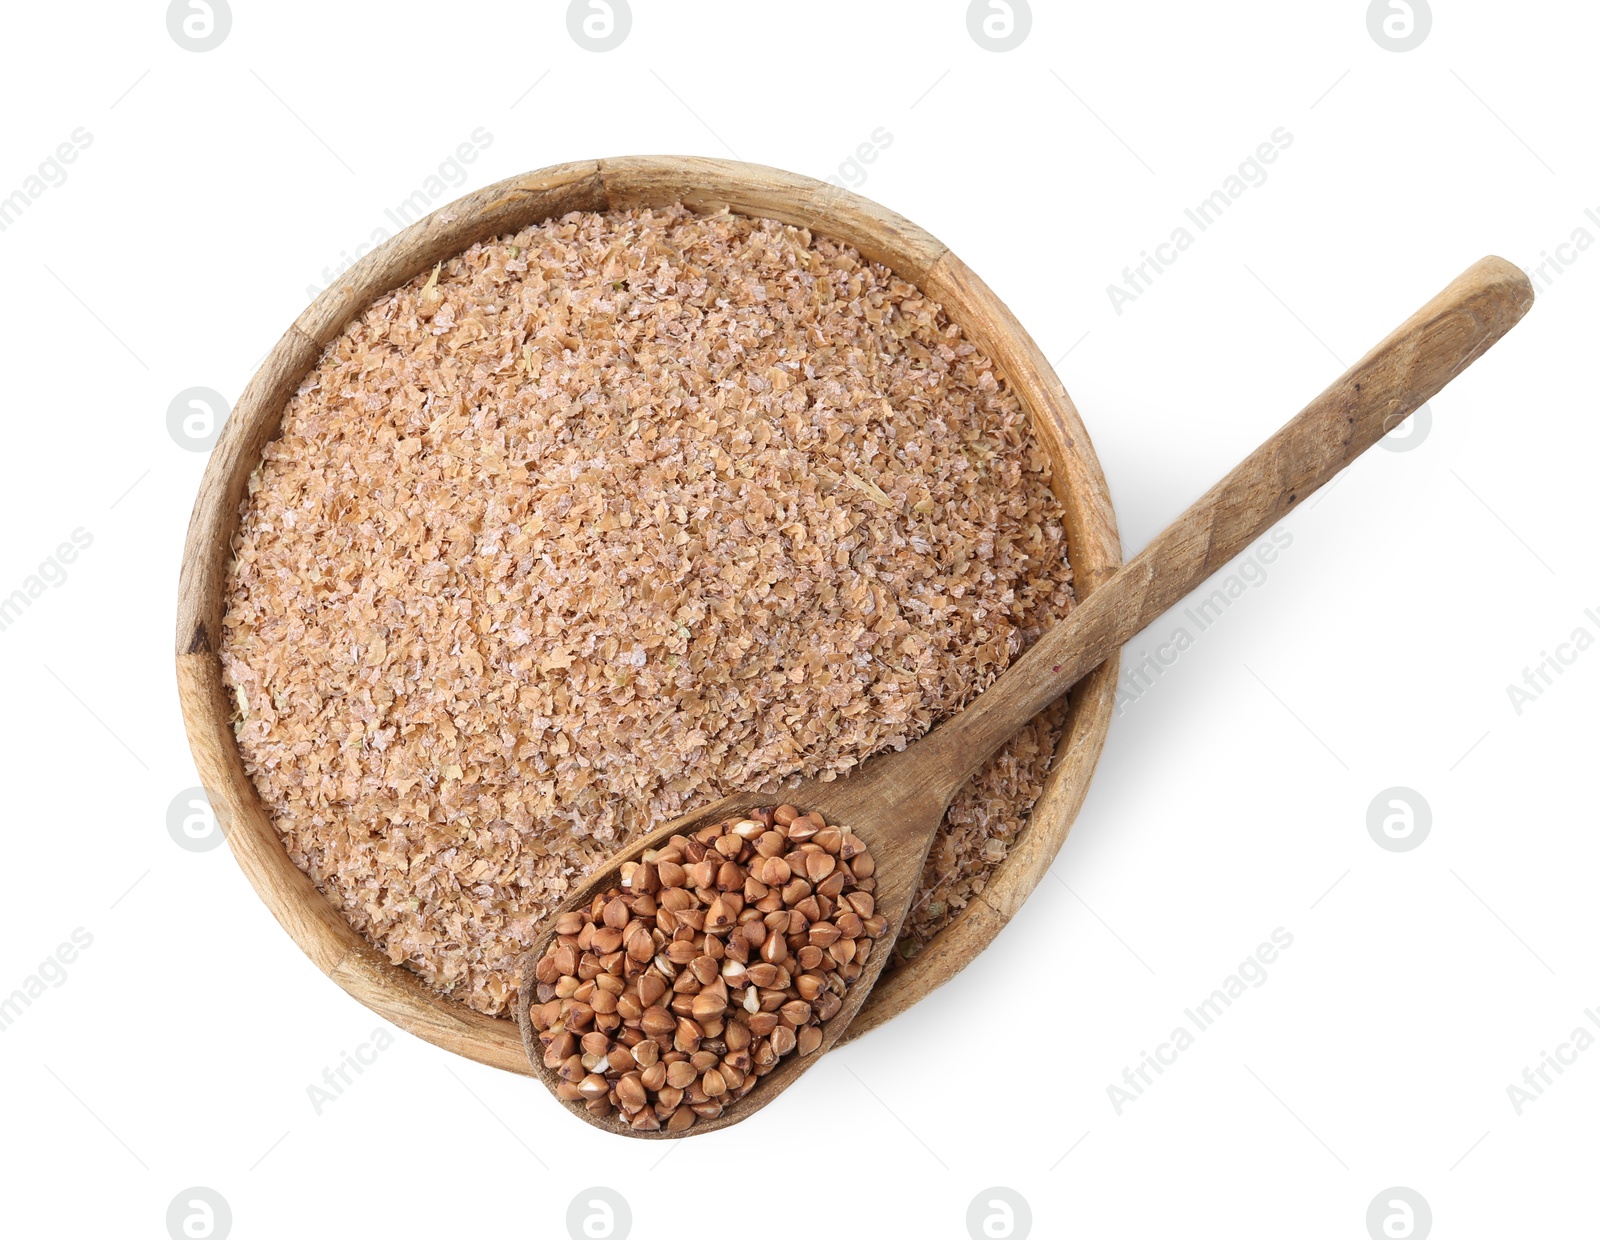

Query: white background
[[0, 1, 1594, 1236]]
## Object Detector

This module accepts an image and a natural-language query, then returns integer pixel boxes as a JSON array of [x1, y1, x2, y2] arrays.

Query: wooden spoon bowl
[[516, 772, 939, 1137]]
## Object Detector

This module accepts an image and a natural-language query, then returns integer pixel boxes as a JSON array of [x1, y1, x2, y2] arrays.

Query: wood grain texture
[[911, 256, 1535, 798], [173, 157, 1123, 1079], [518, 254, 1533, 1136]]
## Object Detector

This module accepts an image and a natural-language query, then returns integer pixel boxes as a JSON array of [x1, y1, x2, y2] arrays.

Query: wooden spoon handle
[[916, 255, 1534, 797]]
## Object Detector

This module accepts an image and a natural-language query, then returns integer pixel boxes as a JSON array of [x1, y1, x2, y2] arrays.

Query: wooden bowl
[[175, 157, 1122, 1075]]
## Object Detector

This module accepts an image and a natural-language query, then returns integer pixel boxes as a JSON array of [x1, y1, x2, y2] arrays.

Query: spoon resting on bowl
[[518, 255, 1534, 1137]]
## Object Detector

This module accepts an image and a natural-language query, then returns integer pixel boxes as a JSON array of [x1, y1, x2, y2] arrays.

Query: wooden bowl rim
[[174, 155, 1121, 1077]]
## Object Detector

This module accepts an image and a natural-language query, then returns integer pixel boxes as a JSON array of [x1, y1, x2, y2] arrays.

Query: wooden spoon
[[519, 255, 1534, 1136]]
